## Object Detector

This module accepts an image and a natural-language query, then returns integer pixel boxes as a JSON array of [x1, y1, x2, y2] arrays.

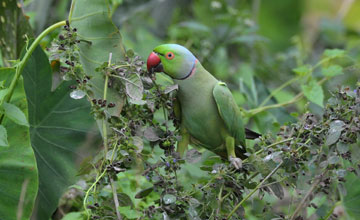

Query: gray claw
[[229, 156, 242, 169]]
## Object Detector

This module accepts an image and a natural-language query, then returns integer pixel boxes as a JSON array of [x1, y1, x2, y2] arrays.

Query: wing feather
[[213, 82, 246, 147]]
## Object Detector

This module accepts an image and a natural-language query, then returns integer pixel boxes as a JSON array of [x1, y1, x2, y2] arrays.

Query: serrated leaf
[[125, 74, 144, 101], [328, 155, 339, 164], [269, 182, 284, 200], [2, 102, 29, 127], [301, 80, 324, 107], [131, 136, 143, 153], [293, 65, 311, 76], [326, 120, 345, 146], [144, 127, 160, 141], [186, 149, 202, 163], [323, 49, 345, 59], [336, 142, 349, 154], [322, 65, 343, 77], [0, 125, 8, 147]]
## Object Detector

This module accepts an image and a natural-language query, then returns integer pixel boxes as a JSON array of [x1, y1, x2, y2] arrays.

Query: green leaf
[[0, 125, 9, 146], [0, 67, 38, 220], [322, 65, 343, 77], [125, 74, 144, 101], [185, 149, 202, 164], [292, 65, 311, 76], [2, 102, 29, 127], [61, 212, 83, 220], [269, 182, 284, 200], [344, 173, 360, 219], [21, 45, 97, 219], [118, 206, 141, 219], [323, 49, 345, 59], [325, 120, 345, 146], [135, 187, 154, 199], [301, 80, 324, 107], [70, 0, 126, 117], [0, 0, 33, 66], [117, 192, 134, 207], [0, 88, 9, 101], [163, 194, 177, 204]]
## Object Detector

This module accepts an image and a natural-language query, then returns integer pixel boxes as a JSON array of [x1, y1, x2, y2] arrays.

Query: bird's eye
[[166, 52, 175, 60]]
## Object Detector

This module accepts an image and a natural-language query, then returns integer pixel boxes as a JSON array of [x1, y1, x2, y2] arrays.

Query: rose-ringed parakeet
[[147, 44, 260, 169]]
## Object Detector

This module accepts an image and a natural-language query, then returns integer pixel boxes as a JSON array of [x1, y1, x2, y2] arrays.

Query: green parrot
[[147, 44, 260, 169]]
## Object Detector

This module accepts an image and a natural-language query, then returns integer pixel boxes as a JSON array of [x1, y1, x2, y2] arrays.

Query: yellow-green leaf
[[301, 80, 324, 107], [322, 65, 343, 77]]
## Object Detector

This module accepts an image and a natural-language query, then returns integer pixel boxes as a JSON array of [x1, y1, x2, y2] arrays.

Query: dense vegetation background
[[0, 0, 359, 219]]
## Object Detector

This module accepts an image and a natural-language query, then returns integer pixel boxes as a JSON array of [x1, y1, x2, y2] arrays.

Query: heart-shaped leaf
[[22, 45, 97, 219], [0, 68, 38, 220]]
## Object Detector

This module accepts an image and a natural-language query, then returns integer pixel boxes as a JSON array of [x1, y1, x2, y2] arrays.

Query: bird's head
[[147, 44, 197, 80]]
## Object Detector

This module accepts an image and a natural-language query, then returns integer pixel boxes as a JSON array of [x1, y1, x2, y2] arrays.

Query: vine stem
[[83, 169, 107, 219], [104, 53, 122, 220], [0, 20, 66, 124], [227, 162, 283, 219]]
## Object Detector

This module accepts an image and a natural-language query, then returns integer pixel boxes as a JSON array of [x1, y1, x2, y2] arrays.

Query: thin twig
[[289, 173, 324, 220], [259, 76, 300, 107], [216, 184, 224, 216], [227, 162, 283, 219], [109, 175, 122, 220], [242, 138, 293, 164], [248, 77, 328, 116]]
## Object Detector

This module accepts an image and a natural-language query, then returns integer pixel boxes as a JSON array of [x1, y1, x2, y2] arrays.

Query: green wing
[[213, 82, 246, 147]]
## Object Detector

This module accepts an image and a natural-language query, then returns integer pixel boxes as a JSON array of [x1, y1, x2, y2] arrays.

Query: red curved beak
[[147, 52, 161, 72]]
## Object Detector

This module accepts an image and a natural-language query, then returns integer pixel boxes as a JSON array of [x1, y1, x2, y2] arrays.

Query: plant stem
[[109, 175, 122, 220], [248, 93, 303, 116], [83, 169, 107, 219], [242, 138, 293, 163], [248, 77, 328, 116], [103, 53, 112, 154], [259, 76, 300, 107], [0, 20, 66, 124], [216, 184, 224, 216], [227, 162, 283, 219], [289, 173, 324, 220], [324, 201, 341, 220]]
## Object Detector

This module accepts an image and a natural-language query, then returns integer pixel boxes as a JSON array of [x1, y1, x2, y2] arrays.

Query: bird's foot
[[229, 156, 242, 169]]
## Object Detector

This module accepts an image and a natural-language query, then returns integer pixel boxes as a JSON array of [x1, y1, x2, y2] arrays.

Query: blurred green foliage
[[1, 0, 360, 219]]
